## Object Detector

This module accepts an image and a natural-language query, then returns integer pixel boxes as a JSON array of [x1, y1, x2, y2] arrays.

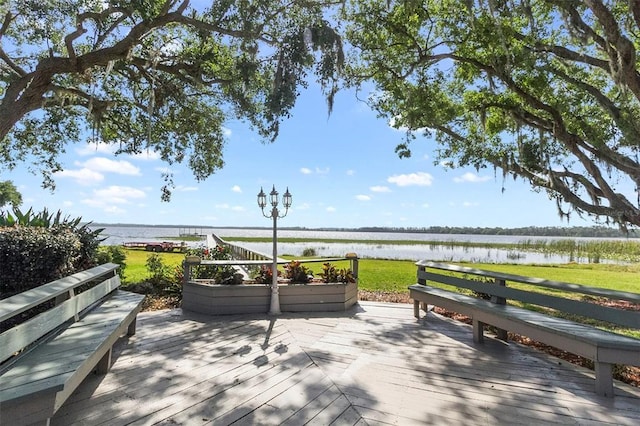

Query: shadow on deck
[[51, 302, 640, 425]]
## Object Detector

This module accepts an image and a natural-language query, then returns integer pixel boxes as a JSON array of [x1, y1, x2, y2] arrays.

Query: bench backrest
[[416, 261, 640, 329], [0, 263, 122, 365]]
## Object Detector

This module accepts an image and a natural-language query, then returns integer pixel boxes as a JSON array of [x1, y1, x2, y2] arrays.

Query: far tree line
[[350, 226, 637, 239]]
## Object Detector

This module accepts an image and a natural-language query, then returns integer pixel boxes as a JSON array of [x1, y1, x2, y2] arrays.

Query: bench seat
[[409, 283, 640, 396], [0, 265, 145, 426]]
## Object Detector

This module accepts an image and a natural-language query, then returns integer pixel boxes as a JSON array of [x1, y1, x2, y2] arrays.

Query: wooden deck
[[49, 302, 640, 425]]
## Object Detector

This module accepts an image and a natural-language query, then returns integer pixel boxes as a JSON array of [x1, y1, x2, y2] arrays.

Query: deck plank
[[48, 302, 640, 426]]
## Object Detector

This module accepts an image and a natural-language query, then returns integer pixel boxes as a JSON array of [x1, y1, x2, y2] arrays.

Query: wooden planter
[[182, 281, 358, 315]]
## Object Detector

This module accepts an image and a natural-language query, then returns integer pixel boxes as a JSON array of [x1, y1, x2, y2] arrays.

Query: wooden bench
[[0, 263, 145, 425], [409, 261, 640, 397]]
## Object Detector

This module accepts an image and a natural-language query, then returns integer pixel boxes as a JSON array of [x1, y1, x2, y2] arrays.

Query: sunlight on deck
[[51, 302, 640, 425]]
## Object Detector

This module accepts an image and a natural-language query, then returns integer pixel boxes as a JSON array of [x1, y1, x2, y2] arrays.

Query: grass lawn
[[122, 249, 185, 283], [123, 248, 640, 295]]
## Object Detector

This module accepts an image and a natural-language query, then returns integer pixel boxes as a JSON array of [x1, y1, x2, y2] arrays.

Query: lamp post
[[257, 185, 292, 315]]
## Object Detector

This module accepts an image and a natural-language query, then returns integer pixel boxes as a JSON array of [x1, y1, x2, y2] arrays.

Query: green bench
[[0, 263, 145, 425], [409, 261, 640, 397]]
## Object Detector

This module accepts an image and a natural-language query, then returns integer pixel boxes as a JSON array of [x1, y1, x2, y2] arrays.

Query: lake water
[[94, 225, 626, 264]]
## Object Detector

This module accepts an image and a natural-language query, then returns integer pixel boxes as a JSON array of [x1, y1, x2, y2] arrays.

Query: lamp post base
[[269, 285, 281, 315]]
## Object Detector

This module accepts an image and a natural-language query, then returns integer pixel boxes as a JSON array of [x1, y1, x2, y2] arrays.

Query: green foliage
[[0, 207, 104, 268], [127, 253, 182, 297], [252, 265, 278, 284], [122, 248, 184, 283], [0, 226, 82, 296], [146, 253, 169, 284], [0, 207, 106, 297], [187, 245, 236, 284], [95, 245, 127, 280], [344, 0, 640, 229], [301, 247, 318, 257], [0, 181, 22, 209], [319, 262, 355, 284], [284, 260, 313, 283], [0, 1, 343, 201]]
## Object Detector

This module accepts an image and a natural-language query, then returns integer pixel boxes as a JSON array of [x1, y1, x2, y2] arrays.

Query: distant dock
[[179, 227, 206, 238]]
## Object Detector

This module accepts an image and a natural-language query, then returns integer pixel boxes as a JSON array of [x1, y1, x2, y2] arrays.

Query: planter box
[[183, 281, 358, 315]]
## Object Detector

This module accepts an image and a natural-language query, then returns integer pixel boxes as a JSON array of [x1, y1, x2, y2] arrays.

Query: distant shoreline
[[90, 223, 637, 239]]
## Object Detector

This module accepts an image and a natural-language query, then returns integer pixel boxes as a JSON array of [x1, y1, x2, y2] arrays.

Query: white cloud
[[463, 201, 479, 207], [80, 157, 141, 175], [387, 172, 434, 187], [76, 142, 116, 156], [215, 203, 230, 209], [326, 206, 336, 212], [370, 185, 391, 193], [93, 186, 146, 204], [160, 39, 184, 55], [57, 157, 140, 186], [82, 186, 146, 209], [222, 127, 232, 137], [296, 203, 311, 210], [155, 166, 174, 174], [440, 160, 454, 168], [56, 168, 104, 185], [300, 167, 330, 175], [131, 150, 161, 161], [103, 205, 126, 214], [346, 170, 355, 176], [176, 185, 198, 192], [231, 185, 242, 193], [422, 203, 430, 208], [231, 206, 245, 212], [356, 195, 371, 201], [454, 172, 491, 183]]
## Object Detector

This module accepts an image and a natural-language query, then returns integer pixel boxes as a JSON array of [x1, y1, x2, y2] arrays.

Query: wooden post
[[594, 362, 614, 397], [417, 264, 426, 285], [417, 264, 427, 312], [183, 256, 201, 285], [346, 253, 358, 284], [492, 278, 508, 341], [473, 319, 485, 343]]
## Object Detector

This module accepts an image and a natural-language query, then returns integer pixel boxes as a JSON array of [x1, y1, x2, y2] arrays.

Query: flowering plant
[[185, 245, 236, 283], [284, 260, 313, 283], [252, 265, 280, 284]]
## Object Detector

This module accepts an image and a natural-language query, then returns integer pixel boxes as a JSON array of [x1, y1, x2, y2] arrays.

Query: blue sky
[[3, 82, 603, 229]]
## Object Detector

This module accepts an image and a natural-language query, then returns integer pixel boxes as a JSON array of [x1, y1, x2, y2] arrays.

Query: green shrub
[[124, 253, 181, 297], [319, 262, 355, 284], [186, 245, 236, 284], [146, 253, 169, 284], [0, 207, 105, 298], [252, 265, 279, 284], [95, 245, 127, 279], [302, 247, 317, 257], [0, 226, 82, 296]]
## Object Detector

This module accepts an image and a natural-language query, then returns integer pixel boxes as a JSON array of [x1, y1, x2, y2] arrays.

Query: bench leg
[[594, 362, 614, 397], [413, 300, 420, 319], [472, 319, 484, 343], [127, 316, 138, 336], [496, 328, 508, 341], [96, 347, 113, 374]]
